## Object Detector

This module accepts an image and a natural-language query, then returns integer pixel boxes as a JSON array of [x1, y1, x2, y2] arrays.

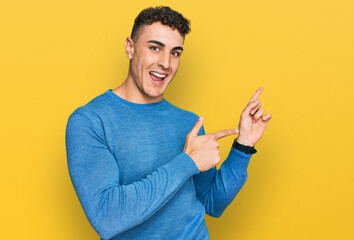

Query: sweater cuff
[[163, 152, 200, 181], [227, 146, 253, 171]]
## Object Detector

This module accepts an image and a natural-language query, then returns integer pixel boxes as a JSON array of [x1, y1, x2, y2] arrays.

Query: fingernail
[[235, 129, 239, 133]]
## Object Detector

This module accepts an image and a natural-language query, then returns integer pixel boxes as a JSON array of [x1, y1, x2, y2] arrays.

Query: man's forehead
[[136, 22, 184, 45]]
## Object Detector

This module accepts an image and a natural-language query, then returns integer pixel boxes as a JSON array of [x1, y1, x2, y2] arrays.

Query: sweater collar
[[106, 89, 165, 110]]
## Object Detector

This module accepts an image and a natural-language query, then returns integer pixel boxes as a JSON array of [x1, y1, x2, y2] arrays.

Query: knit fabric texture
[[65, 89, 253, 240]]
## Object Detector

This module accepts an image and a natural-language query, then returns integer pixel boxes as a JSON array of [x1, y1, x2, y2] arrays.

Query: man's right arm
[[65, 113, 199, 240]]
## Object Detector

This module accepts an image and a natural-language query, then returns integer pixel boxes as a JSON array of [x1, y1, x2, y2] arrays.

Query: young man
[[65, 6, 271, 240]]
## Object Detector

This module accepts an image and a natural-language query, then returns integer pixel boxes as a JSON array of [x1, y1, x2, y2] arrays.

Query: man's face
[[126, 21, 184, 101]]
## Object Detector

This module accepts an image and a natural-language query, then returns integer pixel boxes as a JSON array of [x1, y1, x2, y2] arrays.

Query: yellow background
[[1, 0, 353, 239]]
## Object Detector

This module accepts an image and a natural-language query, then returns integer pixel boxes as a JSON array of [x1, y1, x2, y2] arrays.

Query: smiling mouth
[[149, 71, 168, 86]]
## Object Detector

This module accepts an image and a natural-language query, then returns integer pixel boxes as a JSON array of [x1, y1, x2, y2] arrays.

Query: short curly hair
[[131, 6, 191, 42]]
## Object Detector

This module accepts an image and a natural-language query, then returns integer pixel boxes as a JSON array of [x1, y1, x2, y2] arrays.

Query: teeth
[[150, 71, 166, 78]]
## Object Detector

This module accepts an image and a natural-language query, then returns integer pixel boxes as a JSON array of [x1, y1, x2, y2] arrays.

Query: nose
[[158, 51, 170, 70]]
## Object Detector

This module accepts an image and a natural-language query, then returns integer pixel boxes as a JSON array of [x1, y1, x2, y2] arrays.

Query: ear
[[125, 37, 134, 60]]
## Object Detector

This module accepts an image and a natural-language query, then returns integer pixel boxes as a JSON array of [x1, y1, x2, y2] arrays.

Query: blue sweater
[[65, 89, 253, 240]]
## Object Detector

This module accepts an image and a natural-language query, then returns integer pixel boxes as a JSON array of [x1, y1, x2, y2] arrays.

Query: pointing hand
[[236, 87, 272, 147], [183, 116, 238, 172]]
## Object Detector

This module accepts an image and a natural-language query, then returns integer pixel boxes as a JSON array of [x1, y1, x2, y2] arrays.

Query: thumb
[[189, 116, 204, 136]]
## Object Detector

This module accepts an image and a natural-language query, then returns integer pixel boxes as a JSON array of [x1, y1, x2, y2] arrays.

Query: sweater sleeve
[[65, 113, 199, 240], [193, 125, 253, 218]]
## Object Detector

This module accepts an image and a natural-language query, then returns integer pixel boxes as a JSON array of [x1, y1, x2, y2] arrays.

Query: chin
[[146, 91, 164, 99], [144, 88, 165, 99], [148, 93, 163, 99]]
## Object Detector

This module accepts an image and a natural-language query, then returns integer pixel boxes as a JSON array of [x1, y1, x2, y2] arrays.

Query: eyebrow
[[147, 40, 183, 51]]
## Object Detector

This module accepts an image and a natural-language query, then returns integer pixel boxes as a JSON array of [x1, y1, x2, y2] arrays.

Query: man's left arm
[[193, 87, 272, 217]]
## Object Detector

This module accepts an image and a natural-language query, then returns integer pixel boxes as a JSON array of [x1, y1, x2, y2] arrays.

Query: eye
[[150, 46, 160, 52], [171, 51, 180, 57]]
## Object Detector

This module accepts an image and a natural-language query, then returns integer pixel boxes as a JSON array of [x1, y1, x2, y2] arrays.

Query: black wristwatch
[[232, 138, 257, 154]]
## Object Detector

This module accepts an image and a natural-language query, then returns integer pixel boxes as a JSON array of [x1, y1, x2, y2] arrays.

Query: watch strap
[[232, 138, 257, 154]]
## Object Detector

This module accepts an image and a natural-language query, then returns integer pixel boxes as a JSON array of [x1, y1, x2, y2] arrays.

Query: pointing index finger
[[249, 87, 264, 103], [209, 129, 238, 140]]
